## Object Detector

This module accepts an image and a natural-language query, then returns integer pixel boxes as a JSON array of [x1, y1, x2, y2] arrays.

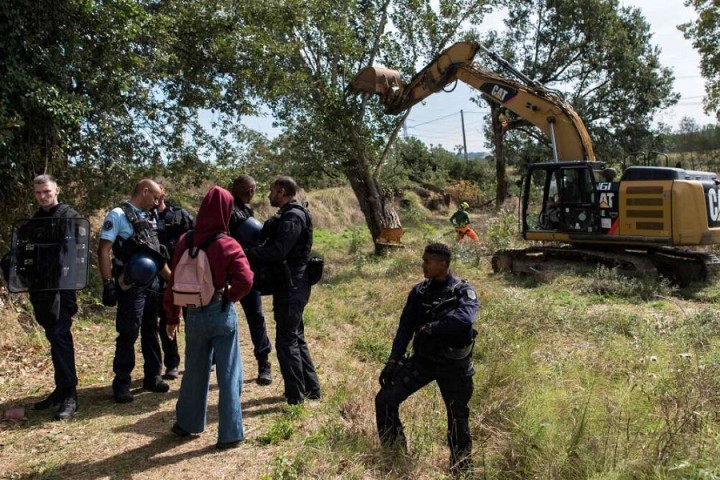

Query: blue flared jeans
[[175, 299, 244, 444]]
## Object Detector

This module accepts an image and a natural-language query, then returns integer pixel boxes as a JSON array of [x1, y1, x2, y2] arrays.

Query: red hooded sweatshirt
[[163, 186, 254, 325]]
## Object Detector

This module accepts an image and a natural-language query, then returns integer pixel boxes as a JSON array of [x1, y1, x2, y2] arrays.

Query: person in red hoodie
[[163, 186, 253, 450]]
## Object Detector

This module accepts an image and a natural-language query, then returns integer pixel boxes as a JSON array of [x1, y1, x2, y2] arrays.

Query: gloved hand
[[379, 360, 399, 388], [102, 279, 117, 307]]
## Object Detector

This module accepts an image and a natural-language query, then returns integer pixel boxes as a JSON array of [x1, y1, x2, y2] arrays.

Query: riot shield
[[8, 217, 90, 292]]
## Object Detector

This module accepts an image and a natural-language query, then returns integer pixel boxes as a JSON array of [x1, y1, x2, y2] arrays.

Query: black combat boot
[[449, 452, 473, 479], [143, 376, 170, 393], [257, 360, 272, 386], [54, 388, 78, 420], [114, 386, 134, 403], [34, 389, 62, 410]]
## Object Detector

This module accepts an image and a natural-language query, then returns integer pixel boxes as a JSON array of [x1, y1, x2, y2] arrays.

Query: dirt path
[[0, 306, 335, 480]]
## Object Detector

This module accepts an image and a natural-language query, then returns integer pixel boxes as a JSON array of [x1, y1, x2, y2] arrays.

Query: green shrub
[[484, 211, 519, 252]]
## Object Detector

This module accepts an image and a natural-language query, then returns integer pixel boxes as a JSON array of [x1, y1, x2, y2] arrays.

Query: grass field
[[1, 188, 720, 479]]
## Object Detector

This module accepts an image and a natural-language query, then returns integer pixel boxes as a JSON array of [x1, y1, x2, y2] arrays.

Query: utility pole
[[461, 109, 468, 161], [402, 119, 408, 139]]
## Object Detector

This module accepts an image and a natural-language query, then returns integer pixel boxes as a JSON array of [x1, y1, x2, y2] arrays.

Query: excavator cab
[[522, 161, 618, 241]]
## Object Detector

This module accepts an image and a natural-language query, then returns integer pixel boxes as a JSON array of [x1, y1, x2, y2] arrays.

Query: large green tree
[[0, 0, 262, 217], [237, 0, 491, 250], [1, 0, 495, 252], [680, 0, 720, 120], [476, 0, 678, 204]]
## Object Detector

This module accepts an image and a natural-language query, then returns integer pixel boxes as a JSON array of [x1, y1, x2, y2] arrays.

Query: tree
[[680, 1, 720, 120], [474, 0, 678, 205], [0, 0, 263, 218], [237, 0, 492, 252]]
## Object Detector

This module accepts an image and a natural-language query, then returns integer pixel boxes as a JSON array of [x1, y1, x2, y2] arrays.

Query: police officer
[[5, 175, 83, 420], [376, 243, 478, 477], [247, 176, 321, 405], [228, 174, 273, 386], [152, 184, 194, 380], [98, 178, 171, 403]]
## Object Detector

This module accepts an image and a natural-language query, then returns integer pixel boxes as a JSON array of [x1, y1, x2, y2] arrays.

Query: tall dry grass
[[1, 186, 720, 479]]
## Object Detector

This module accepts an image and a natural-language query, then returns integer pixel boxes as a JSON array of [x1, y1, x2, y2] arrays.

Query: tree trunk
[[345, 158, 402, 255], [491, 105, 508, 208]]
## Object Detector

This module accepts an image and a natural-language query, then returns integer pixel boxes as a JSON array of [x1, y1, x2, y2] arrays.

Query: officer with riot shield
[[376, 243, 478, 478], [228, 174, 273, 386], [97, 178, 171, 403], [0, 175, 88, 420]]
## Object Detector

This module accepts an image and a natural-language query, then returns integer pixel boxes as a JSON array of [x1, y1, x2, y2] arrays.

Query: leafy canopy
[[479, 0, 678, 162], [680, 0, 720, 120]]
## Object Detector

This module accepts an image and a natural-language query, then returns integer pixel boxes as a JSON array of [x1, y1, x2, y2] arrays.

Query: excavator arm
[[351, 41, 595, 162]]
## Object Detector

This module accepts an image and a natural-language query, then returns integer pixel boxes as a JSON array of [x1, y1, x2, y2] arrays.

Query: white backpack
[[172, 231, 224, 308]]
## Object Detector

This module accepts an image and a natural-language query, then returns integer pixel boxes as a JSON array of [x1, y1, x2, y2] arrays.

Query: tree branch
[[374, 109, 410, 180]]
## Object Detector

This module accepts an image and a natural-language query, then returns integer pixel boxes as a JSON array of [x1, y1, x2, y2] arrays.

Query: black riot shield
[[8, 217, 90, 292]]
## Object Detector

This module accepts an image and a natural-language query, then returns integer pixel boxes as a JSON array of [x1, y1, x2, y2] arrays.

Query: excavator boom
[[351, 41, 595, 162]]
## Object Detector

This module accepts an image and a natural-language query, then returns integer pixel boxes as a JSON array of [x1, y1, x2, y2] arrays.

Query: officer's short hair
[[424, 243, 451, 261], [233, 174, 256, 190], [272, 176, 297, 197], [33, 174, 57, 186]]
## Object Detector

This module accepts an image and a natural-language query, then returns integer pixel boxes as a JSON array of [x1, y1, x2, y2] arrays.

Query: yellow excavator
[[351, 41, 720, 283]]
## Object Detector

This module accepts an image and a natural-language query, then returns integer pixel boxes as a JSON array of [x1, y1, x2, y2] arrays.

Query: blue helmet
[[120, 247, 165, 290], [235, 217, 264, 248]]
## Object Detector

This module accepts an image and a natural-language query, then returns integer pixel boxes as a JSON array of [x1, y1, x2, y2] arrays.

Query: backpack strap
[[186, 230, 225, 259]]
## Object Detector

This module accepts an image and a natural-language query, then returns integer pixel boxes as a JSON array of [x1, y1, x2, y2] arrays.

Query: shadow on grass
[[0, 381, 180, 428], [242, 394, 286, 418], [12, 409, 220, 479]]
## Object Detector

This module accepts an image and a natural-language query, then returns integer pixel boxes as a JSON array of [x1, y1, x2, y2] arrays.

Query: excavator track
[[491, 246, 720, 285]]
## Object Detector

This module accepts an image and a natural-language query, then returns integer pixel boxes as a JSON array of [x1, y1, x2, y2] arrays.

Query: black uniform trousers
[[375, 355, 473, 465], [112, 279, 162, 390], [239, 288, 271, 362], [273, 299, 320, 403], [29, 291, 78, 393]]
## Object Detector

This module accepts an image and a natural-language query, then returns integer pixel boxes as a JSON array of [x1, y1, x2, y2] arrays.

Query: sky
[[240, 0, 715, 153]]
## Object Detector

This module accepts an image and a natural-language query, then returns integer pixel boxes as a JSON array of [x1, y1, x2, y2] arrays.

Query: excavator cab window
[[526, 164, 600, 232], [559, 168, 594, 205]]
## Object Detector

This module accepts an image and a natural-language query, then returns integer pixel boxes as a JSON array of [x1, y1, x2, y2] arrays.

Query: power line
[[406, 112, 458, 128], [406, 109, 487, 128]]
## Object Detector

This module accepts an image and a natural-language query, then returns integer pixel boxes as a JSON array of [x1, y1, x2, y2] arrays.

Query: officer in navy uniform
[[228, 174, 273, 386], [151, 184, 194, 380], [97, 178, 171, 403], [2, 175, 83, 420], [376, 243, 478, 478], [247, 175, 321, 405]]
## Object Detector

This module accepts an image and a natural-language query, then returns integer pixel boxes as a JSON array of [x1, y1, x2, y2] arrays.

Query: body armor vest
[[263, 203, 313, 267], [413, 278, 475, 361], [111, 202, 161, 265]]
